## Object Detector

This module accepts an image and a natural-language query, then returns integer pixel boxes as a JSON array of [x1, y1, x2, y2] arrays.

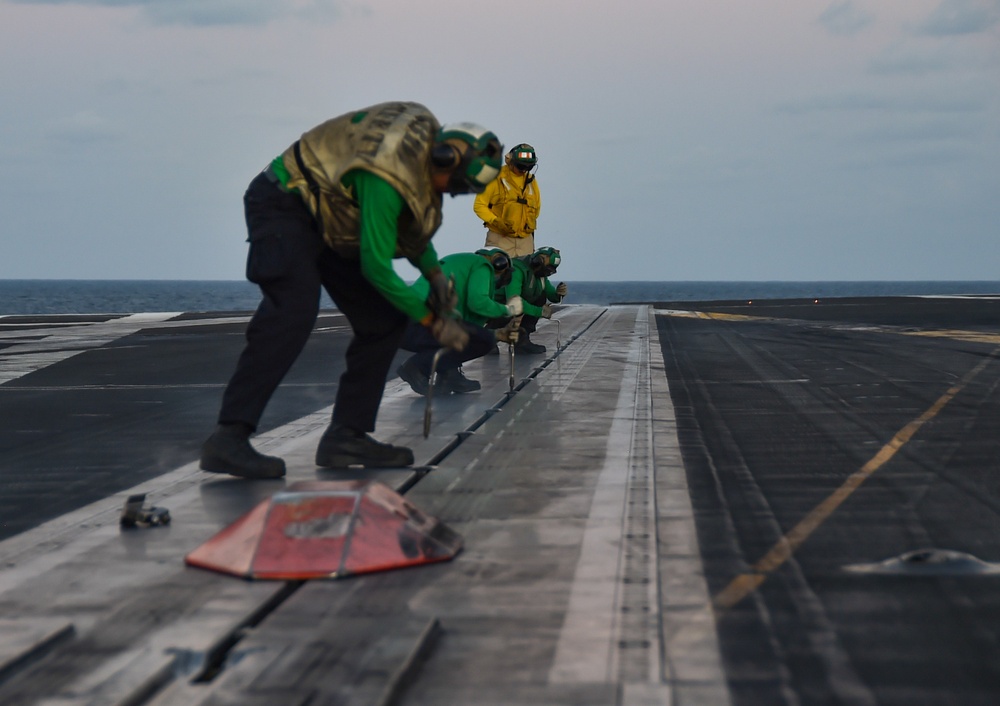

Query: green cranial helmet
[[435, 123, 503, 195], [508, 143, 537, 172], [529, 246, 560, 278], [475, 248, 513, 287]]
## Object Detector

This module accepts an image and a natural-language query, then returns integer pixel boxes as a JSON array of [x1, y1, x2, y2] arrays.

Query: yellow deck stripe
[[712, 352, 996, 614], [903, 329, 1000, 345], [657, 309, 1000, 345]]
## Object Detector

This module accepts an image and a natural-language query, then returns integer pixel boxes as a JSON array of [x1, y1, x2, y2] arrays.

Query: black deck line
[[0, 624, 76, 688], [191, 580, 305, 685]]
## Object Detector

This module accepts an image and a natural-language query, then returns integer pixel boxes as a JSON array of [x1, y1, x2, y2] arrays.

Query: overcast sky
[[1, 0, 997, 282]]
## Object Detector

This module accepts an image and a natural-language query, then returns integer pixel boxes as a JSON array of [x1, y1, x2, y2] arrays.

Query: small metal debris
[[844, 548, 1000, 576], [120, 493, 171, 529]]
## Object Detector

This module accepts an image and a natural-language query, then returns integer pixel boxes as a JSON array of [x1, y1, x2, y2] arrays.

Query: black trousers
[[520, 290, 549, 334], [218, 172, 407, 433], [399, 320, 495, 376]]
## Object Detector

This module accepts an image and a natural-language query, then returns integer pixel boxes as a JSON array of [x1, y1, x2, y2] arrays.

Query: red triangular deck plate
[[185, 480, 462, 580]]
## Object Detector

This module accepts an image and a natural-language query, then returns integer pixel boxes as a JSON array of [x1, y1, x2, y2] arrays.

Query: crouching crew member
[[506, 246, 567, 354], [397, 249, 523, 395]]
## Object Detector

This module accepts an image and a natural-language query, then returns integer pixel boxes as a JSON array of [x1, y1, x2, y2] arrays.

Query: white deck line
[[547, 308, 642, 683], [647, 307, 731, 703], [0, 312, 183, 385], [548, 305, 729, 702], [546, 308, 667, 703]]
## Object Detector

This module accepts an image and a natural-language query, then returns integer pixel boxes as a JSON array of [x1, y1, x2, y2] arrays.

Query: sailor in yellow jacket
[[473, 143, 540, 257]]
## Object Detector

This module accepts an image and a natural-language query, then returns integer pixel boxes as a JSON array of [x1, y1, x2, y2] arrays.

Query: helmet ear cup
[[475, 248, 511, 272], [475, 248, 513, 287], [431, 143, 461, 169], [492, 252, 512, 287]]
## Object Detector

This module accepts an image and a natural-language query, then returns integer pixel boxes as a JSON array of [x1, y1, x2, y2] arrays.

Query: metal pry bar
[[423, 347, 448, 438], [508, 314, 523, 390], [508, 341, 515, 391]]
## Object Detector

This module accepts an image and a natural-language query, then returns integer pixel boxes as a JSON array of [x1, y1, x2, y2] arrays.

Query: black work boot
[[315, 423, 414, 469], [438, 367, 481, 393], [200, 424, 286, 479], [397, 358, 429, 395], [516, 334, 546, 355]]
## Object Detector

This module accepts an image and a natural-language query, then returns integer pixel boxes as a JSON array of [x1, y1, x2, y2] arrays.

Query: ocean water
[[2, 280, 1000, 316]]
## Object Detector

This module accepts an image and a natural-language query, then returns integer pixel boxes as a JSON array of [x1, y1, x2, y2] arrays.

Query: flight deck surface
[[1, 297, 999, 704]]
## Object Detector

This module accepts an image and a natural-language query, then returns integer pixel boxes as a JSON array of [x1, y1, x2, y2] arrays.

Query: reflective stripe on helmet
[[470, 162, 500, 188]]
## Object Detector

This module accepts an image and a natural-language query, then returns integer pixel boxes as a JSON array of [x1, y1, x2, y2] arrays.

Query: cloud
[[6, 0, 350, 26], [851, 118, 978, 144], [868, 48, 951, 75], [839, 143, 973, 169], [818, 1, 874, 36], [868, 41, 982, 75], [44, 111, 118, 142], [915, 0, 1000, 36], [776, 90, 986, 115]]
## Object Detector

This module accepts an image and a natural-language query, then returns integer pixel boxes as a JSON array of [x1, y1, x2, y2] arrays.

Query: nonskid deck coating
[[0, 306, 722, 705], [2, 297, 1000, 704]]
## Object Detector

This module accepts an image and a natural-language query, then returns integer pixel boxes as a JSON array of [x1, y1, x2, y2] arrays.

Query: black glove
[[426, 269, 457, 318]]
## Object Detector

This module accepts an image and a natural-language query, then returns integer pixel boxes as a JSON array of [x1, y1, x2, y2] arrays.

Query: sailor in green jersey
[[500, 246, 567, 354], [397, 250, 523, 395], [200, 102, 502, 479]]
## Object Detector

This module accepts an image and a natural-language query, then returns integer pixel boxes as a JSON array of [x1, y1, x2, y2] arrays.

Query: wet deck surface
[[2, 297, 1000, 704]]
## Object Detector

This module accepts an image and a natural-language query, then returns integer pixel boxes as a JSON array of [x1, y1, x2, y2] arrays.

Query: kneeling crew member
[[397, 249, 522, 395], [506, 246, 567, 354]]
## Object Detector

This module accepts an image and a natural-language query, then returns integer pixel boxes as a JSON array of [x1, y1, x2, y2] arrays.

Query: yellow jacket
[[473, 165, 541, 239]]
